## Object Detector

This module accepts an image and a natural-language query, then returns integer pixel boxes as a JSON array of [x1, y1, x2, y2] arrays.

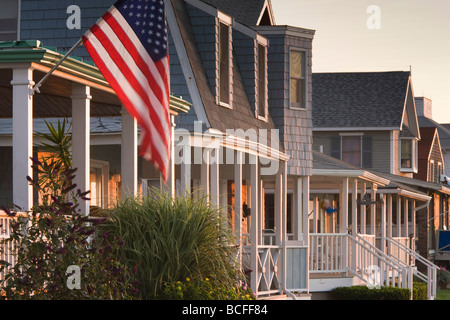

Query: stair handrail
[[348, 233, 414, 291], [385, 236, 438, 300]]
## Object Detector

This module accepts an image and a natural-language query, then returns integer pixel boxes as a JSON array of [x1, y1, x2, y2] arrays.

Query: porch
[[310, 151, 439, 299]]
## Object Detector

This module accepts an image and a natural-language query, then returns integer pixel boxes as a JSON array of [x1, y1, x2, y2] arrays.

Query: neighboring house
[[311, 71, 441, 299], [312, 71, 420, 178], [416, 97, 450, 178], [0, 0, 316, 299]]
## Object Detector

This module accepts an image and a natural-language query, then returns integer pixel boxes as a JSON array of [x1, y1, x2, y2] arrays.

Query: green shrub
[[0, 120, 136, 299], [101, 191, 243, 299], [330, 286, 411, 300], [413, 282, 428, 300], [161, 277, 255, 300]]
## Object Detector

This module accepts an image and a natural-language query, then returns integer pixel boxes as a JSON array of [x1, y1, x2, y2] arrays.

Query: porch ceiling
[[0, 68, 122, 118]]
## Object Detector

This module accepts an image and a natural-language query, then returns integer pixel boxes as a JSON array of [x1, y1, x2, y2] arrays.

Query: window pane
[[401, 140, 412, 168], [219, 22, 230, 105], [290, 51, 304, 79], [342, 136, 361, 167], [290, 50, 305, 108]]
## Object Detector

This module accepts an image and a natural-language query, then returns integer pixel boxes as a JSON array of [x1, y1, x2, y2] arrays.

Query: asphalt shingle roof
[[312, 71, 411, 129], [200, 0, 267, 26]]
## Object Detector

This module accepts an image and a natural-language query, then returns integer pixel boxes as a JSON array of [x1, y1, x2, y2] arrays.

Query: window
[[257, 43, 267, 119], [429, 160, 435, 182], [0, 0, 19, 41], [341, 135, 362, 167], [400, 138, 418, 172], [219, 21, 231, 107], [290, 50, 306, 109]]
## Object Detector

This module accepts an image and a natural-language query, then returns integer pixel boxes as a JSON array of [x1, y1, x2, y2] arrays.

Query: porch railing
[[243, 242, 308, 298], [0, 212, 17, 284], [310, 233, 415, 297]]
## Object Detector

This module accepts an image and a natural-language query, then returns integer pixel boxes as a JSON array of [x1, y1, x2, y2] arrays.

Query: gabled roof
[[417, 127, 439, 161], [167, 0, 281, 150], [418, 116, 450, 150], [312, 71, 412, 130], [200, 0, 275, 26]]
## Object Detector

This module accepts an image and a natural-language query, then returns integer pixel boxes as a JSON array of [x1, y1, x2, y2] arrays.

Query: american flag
[[82, 0, 171, 181]]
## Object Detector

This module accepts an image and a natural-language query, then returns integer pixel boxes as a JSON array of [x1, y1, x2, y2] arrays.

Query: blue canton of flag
[[116, 0, 169, 62]]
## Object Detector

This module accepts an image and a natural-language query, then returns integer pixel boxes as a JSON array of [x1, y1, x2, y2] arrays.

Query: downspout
[[415, 198, 431, 212]]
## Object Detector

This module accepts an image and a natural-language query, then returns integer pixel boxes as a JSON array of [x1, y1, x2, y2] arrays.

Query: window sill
[[400, 168, 417, 173], [219, 101, 232, 109]]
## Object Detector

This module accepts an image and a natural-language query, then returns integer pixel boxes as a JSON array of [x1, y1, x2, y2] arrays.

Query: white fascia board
[[378, 188, 431, 202], [311, 169, 390, 186], [313, 127, 399, 132], [164, 0, 210, 128], [184, 131, 290, 162]]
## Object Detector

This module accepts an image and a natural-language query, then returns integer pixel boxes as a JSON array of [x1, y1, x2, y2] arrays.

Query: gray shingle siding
[[262, 31, 313, 176], [233, 30, 257, 115], [21, 0, 112, 60]]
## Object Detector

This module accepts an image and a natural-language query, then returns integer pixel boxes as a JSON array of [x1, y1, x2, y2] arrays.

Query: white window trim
[[289, 47, 308, 110], [400, 138, 418, 173], [256, 41, 268, 122], [218, 19, 233, 109]]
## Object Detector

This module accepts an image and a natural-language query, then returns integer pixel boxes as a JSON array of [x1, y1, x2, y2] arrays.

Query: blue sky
[[271, 0, 450, 123]]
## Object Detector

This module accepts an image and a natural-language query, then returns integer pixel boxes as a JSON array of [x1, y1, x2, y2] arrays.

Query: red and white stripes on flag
[[82, 0, 171, 181]]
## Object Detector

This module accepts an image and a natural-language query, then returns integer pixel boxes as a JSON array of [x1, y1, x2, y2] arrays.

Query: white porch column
[[179, 133, 191, 196], [275, 165, 283, 245], [412, 201, 416, 253], [341, 178, 349, 233], [121, 107, 138, 198], [71, 83, 91, 216], [352, 179, 358, 234], [404, 198, 409, 238], [380, 193, 387, 253], [250, 154, 259, 293], [387, 195, 393, 254], [312, 196, 319, 234], [302, 176, 310, 246], [360, 182, 367, 234], [210, 148, 220, 208], [11, 67, 34, 211], [396, 195, 402, 237], [201, 149, 210, 198], [234, 151, 243, 269], [371, 185, 377, 235]]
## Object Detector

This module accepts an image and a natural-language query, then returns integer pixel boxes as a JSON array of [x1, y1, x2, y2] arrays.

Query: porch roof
[[311, 151, 390, 186], [0, 40, 191, 118]]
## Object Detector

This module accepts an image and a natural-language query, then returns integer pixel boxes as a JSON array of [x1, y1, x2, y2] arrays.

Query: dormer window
[[219, 21, 232, 107], [290, 49, 306, 109], [400, 138, 418, 172], [257, 43, 267, 120]]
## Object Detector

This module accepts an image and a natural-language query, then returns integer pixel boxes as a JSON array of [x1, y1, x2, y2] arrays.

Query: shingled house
[[310, 71, 444, 299], [0, 0, 318, 299]]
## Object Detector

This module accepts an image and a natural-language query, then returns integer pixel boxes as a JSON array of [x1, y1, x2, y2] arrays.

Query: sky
[[271, 0, 450, 123]]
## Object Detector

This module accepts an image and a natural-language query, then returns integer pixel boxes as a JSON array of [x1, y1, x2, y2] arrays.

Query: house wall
[[312, 131, 391, 174], [262, 31, 313, 176], [20, 0, 111, 60]]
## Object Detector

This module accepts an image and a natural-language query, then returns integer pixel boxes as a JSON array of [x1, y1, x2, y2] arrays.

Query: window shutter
[[362, 135, 373, 168], [330, 136, 341, 159]]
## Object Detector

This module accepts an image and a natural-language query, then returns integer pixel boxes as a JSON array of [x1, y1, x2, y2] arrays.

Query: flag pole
[[32, 38, 83, 95]]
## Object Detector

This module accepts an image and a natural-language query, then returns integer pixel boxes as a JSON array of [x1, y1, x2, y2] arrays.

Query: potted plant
[[437, 267, 450, 289]]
